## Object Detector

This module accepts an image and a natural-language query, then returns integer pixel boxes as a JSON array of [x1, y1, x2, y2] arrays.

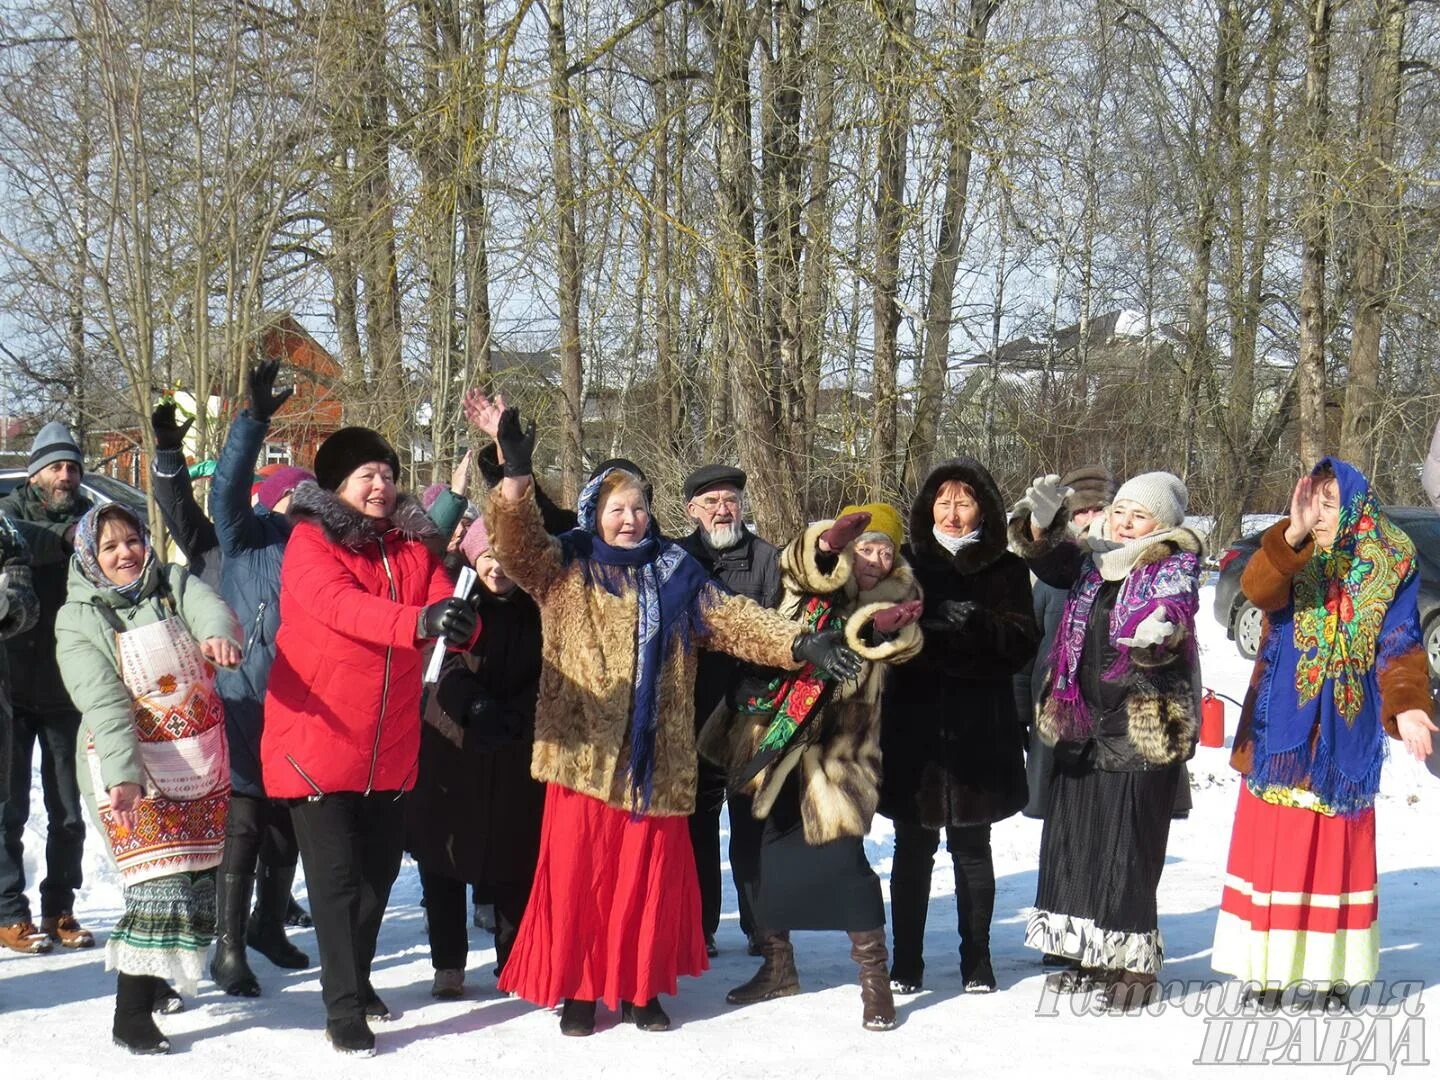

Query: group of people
[[0, 374, 1435, 1057]]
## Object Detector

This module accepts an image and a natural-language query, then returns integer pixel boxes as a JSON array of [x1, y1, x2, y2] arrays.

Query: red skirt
[[497, 784, 709, 1009], [1211, 784, 1379, 988]]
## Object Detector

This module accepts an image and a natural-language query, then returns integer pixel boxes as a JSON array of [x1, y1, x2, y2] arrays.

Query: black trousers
[[290, 792, 405, 1021], [727, 791, 762, 938], [0, 706, 85, 922], [687, 759, 729, 939], [220, 792, 299, 877], [419, 866, 529, 975], [888, 821, 996, 984]]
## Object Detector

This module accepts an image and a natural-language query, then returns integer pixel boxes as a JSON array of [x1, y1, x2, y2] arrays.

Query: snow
[[3, 585, 1438, 1079]]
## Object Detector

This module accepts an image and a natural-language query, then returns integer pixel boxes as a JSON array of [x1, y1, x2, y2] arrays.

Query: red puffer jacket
[[261, 484, 463, 798]]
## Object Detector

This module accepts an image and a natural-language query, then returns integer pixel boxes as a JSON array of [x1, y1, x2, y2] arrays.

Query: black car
[[1213, 507, 1440, 678], [0, 467, 149, 520]]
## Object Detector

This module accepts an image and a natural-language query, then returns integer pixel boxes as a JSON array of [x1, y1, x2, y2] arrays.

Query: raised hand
[[450, 448, 474, 495], [463, 389, 508, 440], [150, 402, 194, 452], [496, 407, 536, 479], [1020, 474, 1070, 531], [248, 359, 294, 423], [872, 599, 924, 634], [1284, 475, 1324, 548], [819, 511, 872, 554]]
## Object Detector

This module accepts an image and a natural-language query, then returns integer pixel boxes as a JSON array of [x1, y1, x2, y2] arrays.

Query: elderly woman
[[1009, 471, 1202, 1010], [408, 513, 546, 999], [54, 504, 241, 1054], [880, 459, 1039, 995], [471, 394, 854, 1037], [702, 503, 923, 1031], [1211, 460, 1437, 1006], [261, 427, 479, 1056]]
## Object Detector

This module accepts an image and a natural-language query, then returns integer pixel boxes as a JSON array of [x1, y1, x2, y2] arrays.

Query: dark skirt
[[1024, 760, 1180, 974], [750, 775, 884, 933]]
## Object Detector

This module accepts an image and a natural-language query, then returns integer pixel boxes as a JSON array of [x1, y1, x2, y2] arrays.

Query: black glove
[[792, 628, 863, 682], [496, 407, 536, 478], [420, 597, 478, 646], [937, 599, 979, 630], [248, 358, 294, 424], [150, 402, 193, 452], [475, 442, 505, 488]]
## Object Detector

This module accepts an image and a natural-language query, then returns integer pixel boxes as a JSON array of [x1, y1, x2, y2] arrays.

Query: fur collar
[[287, 481, 437, 551], [908, 458, 1009, 575]]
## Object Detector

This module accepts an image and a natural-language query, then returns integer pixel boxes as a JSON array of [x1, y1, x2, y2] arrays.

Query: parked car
[[0, 467, 149, 520], [1213, 507, 1440, 679]]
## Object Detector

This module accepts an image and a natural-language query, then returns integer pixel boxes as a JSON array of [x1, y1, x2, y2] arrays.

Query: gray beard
[[40, 487, 81, 516], [703, 522, 743, 550]]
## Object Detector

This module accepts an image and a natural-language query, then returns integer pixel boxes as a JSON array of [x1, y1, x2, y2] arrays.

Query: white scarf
[[1084, 519, 1191, 581], [933, 526, 981, 555]]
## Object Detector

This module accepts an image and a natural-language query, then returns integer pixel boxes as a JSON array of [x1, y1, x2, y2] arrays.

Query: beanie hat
[[28, 421, 83, 478], [839, 502, 904, 550], [255, 466, 315, 511], [1112, 471, 1188, 529], [421, 483, 447, 512], [314, 427, 400, 491], [1061, 465, 1115, 514], [460, 515, 491, 565]]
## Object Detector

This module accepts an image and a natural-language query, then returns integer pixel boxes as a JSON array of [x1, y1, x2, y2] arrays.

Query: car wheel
[[1234, 602, 1263, 660], [1426, 618, 1440, 682]]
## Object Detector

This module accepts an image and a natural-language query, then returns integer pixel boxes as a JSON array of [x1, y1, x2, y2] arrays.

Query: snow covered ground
[[2, 584, 1437, 1078]]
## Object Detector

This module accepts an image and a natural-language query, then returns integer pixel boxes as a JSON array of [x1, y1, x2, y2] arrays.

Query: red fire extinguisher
[[1200, 690, 1226, 748]]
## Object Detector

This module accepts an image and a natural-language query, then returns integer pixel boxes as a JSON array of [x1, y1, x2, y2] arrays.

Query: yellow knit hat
[[838, 502, 904, 550]]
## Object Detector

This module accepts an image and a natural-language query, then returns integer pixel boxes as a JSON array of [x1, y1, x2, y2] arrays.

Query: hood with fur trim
[[287, 481, 438, 551], [908, 457, 1010, 575]]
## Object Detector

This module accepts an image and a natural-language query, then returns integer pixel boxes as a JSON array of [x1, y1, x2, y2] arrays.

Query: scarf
[[739, 595, 840, 756], [932, 526, 980, 555], [1085, 523, 1196, 582], [1045, 536, 1200, 741], [73, 504, 155, 604], [1248, 457, 1419, 815], [559, 469, 713, 811]]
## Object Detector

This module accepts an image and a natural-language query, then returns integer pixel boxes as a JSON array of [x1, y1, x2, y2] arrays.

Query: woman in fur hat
[[1009, 470, 1202, 1009], [260, 426, 480, 1056], [469, 394, 857, 1037], [880, 459, 1040, 995], [1211, 460, 1436, 1005], [701, 503, 924, 1031]]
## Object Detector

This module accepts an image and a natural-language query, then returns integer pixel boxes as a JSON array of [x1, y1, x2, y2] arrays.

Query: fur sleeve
[[844, 600, 923, 664], [1376, 567, 1434, 735], [1242, 520, 1313, 613], [485, 488, 565, 599], [1007, 511, 1085, 591], [780, 520, 852, 596], [697, 584, 802, 671]]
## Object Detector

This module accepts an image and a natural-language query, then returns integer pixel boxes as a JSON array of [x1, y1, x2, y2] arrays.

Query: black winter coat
[[407, 580, 545, 886], [150, 447, 222, 588], [677, 526, 782, 728], [879, 458, 1040, 828], [0, 516, 42, 803]]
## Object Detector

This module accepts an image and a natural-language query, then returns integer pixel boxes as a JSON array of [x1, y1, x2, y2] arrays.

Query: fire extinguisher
[[1200, 689, 1242, 748]]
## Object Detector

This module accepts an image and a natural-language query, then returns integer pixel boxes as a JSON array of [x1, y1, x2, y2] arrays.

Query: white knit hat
[[1112, 471, 1187, 528]]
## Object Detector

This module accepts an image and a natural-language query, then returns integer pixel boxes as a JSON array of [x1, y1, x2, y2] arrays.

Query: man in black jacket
[[677, 464, 781, 957], [0, 423, 95, 954]]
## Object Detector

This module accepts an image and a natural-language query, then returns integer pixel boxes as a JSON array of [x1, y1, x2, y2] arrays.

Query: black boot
[[621, 998, 671, 1032], [559, 998, 596, 1036], [211, 870, 262, 996], [325, 1016, 376, 1056], [113, 974, 170, 1055], [248, 860, 310, 970], [152, 981, 184, 1015]]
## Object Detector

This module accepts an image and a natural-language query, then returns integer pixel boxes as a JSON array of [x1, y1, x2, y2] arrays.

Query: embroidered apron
[[87, 611, 230, 885]]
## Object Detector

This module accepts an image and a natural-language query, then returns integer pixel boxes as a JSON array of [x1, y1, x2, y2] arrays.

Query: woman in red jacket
[[261, 427, 478, 1057]]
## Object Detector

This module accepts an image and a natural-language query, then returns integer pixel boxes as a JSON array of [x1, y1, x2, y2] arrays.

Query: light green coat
[[55, 559, 241, 819]]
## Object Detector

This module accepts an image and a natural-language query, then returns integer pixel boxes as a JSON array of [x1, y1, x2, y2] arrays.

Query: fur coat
[[699, 519, 924, 845], [485, 489, 803, 817]]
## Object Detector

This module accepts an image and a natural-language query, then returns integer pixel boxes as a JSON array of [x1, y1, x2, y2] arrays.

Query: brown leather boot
[[726, 931, 800, 1005], [849, 928, 896, 1031], [0, 920, 53, 955], [41, 912, 95, 949]]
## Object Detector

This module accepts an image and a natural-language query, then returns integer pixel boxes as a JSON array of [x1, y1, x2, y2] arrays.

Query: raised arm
[[150, 403, 218, 566], [213, 360, 296, 555]]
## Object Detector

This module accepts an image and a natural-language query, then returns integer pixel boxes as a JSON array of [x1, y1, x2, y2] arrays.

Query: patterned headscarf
[[73, 504, 154, 603], [1248, 458, 1421, 814]]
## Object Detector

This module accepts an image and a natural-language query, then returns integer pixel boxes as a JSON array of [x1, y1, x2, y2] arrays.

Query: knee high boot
[[848, 929, 896, 1031], [725, 931, 800, 1004], [248, 860, 310, 969], [211, 870, 261, 996]]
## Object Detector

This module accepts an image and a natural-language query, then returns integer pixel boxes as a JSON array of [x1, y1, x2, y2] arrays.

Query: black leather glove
[[792, 628, 863, 682], [496, 407, 536, 478], [937, 599, 979, 630], [420, 597, 478, 646], [150, 402, 193, 452], [248, 358, 294, 424], [475, 442, 505, 488]]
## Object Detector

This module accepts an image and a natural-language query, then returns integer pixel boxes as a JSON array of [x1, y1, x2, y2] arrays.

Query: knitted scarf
[[73, 504, 155, 604], [1045, 540, 1200, 741], [559, 469, 713, 811], [1248, 457, 1419, 815]]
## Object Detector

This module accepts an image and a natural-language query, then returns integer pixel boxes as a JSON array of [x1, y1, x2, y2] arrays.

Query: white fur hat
[[1112, 471, 1188, 529]]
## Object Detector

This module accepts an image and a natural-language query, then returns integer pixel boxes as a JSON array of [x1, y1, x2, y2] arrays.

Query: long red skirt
[[1211, 784, 1379, 989], [497, 784, 709, 1009]]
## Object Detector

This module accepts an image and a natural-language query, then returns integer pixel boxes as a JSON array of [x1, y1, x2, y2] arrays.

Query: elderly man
[[0, 423, 96, 954], [677, 464, 781, 957]]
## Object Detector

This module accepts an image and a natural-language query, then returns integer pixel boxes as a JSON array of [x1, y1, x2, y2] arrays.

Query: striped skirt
[[1211, 784, 1378, 990], [106, 870, 218, 995]]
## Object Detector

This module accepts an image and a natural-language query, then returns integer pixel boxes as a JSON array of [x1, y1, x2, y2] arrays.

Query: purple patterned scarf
[[1045, 545, 1200, 741]]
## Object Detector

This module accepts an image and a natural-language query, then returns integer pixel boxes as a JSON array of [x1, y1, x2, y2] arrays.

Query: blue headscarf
[[73, 504, 155, 604], [560, 468, 715, 811], [1248, 458, 1421, 815]]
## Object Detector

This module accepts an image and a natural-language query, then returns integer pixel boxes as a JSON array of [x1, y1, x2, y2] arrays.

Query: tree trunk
[[1297, 0, 1332, 468], [547, 0, 584, 503]]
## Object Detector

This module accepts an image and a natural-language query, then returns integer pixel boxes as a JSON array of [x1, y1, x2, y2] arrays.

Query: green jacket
[[55, 559, 240, 817]]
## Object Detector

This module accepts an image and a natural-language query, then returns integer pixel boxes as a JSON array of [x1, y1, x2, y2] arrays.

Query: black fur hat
[[315, 426, 401, 491]]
